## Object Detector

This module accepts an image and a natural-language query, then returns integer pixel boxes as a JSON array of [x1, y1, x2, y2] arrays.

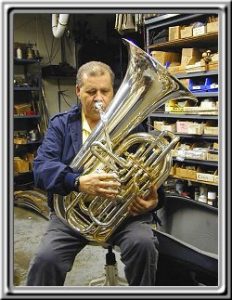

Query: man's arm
[[33, 118, 80, 196]]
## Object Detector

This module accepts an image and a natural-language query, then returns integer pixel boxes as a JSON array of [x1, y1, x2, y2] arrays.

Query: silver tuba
[[54, 39, 197, 243]]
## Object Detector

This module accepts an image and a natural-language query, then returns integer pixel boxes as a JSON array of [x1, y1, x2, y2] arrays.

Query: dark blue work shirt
[[34, 105, 84, 209], [33, 104, 165, 211]]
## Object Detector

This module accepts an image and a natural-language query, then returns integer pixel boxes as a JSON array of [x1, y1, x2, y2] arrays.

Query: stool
[[89, 245, 128, 286]]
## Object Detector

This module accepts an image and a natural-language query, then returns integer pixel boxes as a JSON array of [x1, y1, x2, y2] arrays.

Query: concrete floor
[[14, 206, 126, 286]]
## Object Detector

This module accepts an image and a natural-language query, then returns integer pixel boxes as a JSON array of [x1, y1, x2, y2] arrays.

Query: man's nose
[[94, 91, 103, 100]]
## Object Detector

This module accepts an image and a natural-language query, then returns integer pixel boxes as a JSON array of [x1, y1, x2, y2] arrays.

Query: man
[[26, 61, 164, 286]]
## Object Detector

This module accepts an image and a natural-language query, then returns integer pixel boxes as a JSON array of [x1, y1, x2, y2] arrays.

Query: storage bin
[[189, 78, 206, 92], [204, 77, 218, 92]]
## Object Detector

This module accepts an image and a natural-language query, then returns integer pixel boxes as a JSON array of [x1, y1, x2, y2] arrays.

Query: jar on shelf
[[16, 47, 23, 59], [207, 191, 217, 206], [194, 186, 200, 201]]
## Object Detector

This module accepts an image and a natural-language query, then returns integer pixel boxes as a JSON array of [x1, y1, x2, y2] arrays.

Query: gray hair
[[76, 61, 115, 87]]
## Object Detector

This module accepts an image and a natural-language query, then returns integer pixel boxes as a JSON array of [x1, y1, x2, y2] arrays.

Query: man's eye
[[87, 91, 95, 95], [101, 90, 109, 94]]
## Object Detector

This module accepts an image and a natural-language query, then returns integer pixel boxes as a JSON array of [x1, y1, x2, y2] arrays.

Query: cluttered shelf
[[149, 113, 218, 120], [171, 175, 218, 187], [175, 70, 218, 79], [144, 13, 219, 209], [14, 115, 41, 119], [148, 32, 218, 51], [14, 58, 41, 65], [174, 133, 218, 141], [172, 158, 218, 167], [148, 131, 218, 140]]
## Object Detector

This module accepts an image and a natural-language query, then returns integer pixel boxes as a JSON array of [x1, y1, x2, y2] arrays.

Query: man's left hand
[[128, 185, 159, 216]]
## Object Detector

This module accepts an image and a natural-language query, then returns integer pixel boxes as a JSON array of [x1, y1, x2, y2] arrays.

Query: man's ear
[[75, 85, 80, 97]]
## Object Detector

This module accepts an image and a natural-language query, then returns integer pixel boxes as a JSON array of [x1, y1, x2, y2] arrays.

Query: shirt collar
[[81, 110, 92, 136]]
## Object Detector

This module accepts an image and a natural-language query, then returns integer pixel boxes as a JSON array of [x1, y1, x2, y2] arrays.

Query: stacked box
[[207, 21, 218, 33], [151, 51, 181, 66], [180, 26, 193, 38], [168, 26, 181, 40]]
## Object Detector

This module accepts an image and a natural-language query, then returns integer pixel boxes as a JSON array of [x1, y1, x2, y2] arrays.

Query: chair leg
[[89, 246, 128, 286]]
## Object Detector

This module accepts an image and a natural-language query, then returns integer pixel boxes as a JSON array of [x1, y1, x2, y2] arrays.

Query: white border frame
[[1, 0, 231, 298]]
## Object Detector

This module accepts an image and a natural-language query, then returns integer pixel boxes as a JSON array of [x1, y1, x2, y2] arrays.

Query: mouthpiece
[[94, 100, 104, 112]]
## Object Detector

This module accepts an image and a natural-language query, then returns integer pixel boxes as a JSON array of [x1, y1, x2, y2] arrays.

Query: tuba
[[54, 39, 197, 243]]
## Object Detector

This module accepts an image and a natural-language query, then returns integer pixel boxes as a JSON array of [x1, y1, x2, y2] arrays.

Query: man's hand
[[128, 185, 159, 216], [79, 172, 121, 198]]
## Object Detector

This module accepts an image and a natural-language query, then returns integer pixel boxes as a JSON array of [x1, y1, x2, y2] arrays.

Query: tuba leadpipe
[[54, 39, 197, 243]]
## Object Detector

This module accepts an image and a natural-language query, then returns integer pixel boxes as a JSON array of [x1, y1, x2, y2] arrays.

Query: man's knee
[[124, 228, 157, 254], [31, 248, 62, 271]]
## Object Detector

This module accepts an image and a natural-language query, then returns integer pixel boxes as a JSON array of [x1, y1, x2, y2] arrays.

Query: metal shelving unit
[[144, 13, 219, 206], [14, 58, 43, 190]]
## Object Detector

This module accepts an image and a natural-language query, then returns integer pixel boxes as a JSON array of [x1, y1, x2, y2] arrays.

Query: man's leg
[[110, 214, 159, 286], [26, 213, 88, 286]]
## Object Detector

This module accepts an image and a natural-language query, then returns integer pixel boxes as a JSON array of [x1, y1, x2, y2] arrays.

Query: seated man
[[26, 61, 165, 286]]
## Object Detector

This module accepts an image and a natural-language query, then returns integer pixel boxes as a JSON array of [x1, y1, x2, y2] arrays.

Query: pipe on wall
[[52, 14, 69, 38]]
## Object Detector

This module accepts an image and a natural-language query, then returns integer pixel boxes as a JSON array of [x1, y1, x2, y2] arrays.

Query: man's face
[[76, 72, 114, 122]]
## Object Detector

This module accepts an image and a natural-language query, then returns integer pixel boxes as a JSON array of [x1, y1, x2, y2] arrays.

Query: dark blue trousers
[[26, 212, 159, 286]]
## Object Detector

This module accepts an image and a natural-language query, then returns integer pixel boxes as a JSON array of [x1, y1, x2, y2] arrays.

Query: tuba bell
[[54, 38, 197, 243]]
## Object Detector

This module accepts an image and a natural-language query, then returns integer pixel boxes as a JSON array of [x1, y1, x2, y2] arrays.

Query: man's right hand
[[78, 173, 121, 199]]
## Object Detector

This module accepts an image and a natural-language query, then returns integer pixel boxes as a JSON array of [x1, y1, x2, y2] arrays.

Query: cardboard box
[[193, 25, 206, 36], [185, 61, 206, 73], [165, 99, 190, 113], [168, 65, 186, 75], [188, 123, 205, 135], [181, 48, 202, 66], [176, 166, 197, 180], [168, 26, 181, 41], [14, 157, 30, 173], [14, 137, 28, 144], [153, 121, 176, 132], [153, 121, 165, 131], [151, 51, 181, 66], [207, 152, 218, 161], [14, 103, 32, 115], [176, 121, 190, 134], [162, 124, 176, 132], [180, 26, 193, 38], [204, 126, 218, 135], [208, 62, 218, 71], [196, 171, 215, 183], [214, 174, 219, 184], [207, 21, 218, 33]]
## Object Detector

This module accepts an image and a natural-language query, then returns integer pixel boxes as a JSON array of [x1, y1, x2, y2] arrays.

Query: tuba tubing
[[54, 39, 197, 243]]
